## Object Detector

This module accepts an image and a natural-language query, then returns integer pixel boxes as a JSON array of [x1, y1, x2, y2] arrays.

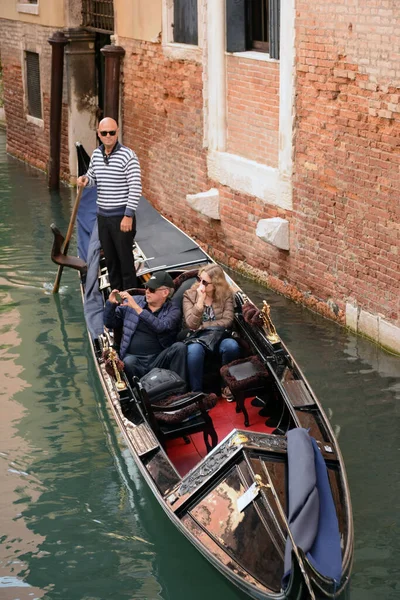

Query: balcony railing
[[82, 0, 114, 34]]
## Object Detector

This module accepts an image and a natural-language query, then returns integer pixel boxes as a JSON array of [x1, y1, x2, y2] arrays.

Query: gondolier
[[77, 117, 142, 291]]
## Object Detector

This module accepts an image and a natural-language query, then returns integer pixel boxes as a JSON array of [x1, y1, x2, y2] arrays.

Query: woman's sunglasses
[[100, 130, 117, 137], [197, 275, 212, 287]]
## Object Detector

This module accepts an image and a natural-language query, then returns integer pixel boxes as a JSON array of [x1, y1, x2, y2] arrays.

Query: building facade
[[0, 0, 399, 354]]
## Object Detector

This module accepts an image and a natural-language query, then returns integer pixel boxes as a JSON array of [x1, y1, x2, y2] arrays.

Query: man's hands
[[120, 216, 133, 232], [77, 175, 89, 187], [109, 289, 121, 304], [109, 289, 143, 314]]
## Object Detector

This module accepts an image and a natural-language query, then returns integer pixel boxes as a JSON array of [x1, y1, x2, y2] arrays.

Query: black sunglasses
[[196, 275, 212, 287], [146, 286, 168, 293], [100, 130, 117, 137]]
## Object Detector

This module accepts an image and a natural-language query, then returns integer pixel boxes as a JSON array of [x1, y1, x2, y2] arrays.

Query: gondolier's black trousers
[[123, 342, 187, 385], [98, 214, 137, 291]]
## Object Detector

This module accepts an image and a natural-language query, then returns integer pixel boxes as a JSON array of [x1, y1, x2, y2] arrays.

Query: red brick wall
[[226, 56, 280, 167], [0, 20, 69, 179], [293, 1, 400, 324], [121, 39, 291, 302], [121, 39, 210, 240]]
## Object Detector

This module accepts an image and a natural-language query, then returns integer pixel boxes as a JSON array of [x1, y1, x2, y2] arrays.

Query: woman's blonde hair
[[194, 264, 231, 304]]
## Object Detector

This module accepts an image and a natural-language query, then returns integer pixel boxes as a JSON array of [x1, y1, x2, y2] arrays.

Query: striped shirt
[[85, 142, 142, 217]]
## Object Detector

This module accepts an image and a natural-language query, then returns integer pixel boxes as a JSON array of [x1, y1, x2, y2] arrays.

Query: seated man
[[103, 271, 186, 384]]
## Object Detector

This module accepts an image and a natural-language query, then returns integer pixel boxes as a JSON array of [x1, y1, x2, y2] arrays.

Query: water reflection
[[0, 291, 46, 600]]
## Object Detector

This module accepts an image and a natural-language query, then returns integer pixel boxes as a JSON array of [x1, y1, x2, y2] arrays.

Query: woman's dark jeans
[[187, 338, 241, 391]]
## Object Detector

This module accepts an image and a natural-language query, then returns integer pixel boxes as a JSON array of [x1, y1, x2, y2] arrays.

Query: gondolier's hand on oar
[[77, 175, 89, 187], [119, 291, 143, 315]]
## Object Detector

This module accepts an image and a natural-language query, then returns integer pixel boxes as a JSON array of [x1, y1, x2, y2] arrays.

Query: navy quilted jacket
[[103, 296, 182, 359]]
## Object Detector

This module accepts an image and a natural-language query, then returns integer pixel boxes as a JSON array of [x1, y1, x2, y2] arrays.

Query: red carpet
[[167, 396, 276, 476]]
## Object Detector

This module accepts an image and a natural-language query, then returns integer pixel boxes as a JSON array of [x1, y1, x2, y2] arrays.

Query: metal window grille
[[82, 0, 114, 34], [25, 51, 42, 119]]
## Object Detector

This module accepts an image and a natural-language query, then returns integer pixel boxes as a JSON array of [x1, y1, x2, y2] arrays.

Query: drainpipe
[[100, 45, 125, 122], [48, 31, 69, 190]]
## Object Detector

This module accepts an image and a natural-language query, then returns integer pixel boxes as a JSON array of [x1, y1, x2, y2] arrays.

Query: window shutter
[[26, 51, 42, 119], [174, 0, 198, 45], [226, 0, 246, 53], [269, 0, 280, 59]]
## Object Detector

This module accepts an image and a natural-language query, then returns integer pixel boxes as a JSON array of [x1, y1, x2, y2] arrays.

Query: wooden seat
[[139, 387, 219, 453], [220, 356, 270, 427]]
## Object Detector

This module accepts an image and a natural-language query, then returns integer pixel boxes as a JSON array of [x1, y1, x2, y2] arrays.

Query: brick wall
[[121, 39, 210, 241], [121, 38, 291, 293], [226, 56, 280, 167], [294, 1, 400, 325], [121, 22, 399, 331], [0, 19, 69, 179]]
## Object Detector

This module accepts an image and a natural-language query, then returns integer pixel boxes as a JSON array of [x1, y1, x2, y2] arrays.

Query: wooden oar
[[52, 185, 84, 293]]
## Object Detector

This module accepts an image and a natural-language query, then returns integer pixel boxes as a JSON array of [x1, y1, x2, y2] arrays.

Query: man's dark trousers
[[123, 342, 187, 384], [98, 214, 137, 291]]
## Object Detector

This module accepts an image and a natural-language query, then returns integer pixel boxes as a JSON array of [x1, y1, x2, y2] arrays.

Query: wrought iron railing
[[82, 0, 114, 33]]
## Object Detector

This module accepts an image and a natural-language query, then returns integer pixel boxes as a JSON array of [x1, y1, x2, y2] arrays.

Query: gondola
[[50, 147, 353, 599]]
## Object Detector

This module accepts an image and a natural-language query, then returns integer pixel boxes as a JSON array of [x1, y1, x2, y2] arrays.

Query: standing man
[[77, 117, 142, 291]]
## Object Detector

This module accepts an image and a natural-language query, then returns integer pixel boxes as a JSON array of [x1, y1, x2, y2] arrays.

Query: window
[[82, 0, 114, 34], [226, 0, 280, 59], [25, 51, 42, 119], [173, 0, 198, 45], [17, 0, 39, 15]]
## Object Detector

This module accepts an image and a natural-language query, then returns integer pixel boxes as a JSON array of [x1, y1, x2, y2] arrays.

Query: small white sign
[[237, 482, 259, 513]]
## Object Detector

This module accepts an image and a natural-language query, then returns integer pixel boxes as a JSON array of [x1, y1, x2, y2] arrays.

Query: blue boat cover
[[282, 428, 342, 587], [77, 186, 97, 263]]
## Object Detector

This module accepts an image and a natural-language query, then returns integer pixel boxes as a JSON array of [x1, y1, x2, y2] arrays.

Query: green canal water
[[0, 129, 399, 600]]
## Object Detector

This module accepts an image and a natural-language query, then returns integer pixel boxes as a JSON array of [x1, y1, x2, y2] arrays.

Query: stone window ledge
[[228, 51, 278, 63], [27, 115, 44, 127], [207, 150, 292, 211], [162, 43, 202, 63], [17, 3, 40, 15]]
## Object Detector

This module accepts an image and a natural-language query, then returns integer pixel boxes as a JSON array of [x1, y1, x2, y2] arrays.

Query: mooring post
[[100, 45, 125, 122], [48, 31, 69, 190]]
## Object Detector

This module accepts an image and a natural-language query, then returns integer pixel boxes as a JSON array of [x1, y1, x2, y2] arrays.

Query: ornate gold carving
[[230, 433, 249, 446], [108, 347, 126, 390], [260, 301, 280, 343]]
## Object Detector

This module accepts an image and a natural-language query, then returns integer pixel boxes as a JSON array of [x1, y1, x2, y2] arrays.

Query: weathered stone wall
[[0, 19, 69, 179], [294, 1, 400, 329]]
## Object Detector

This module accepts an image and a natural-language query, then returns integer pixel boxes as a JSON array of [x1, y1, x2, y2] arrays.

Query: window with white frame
[[226, 0, 280, 59], [25, 51, 42, 119]]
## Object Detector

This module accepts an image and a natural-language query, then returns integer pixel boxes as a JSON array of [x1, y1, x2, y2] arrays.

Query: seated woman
[[182, 264, 241, 398]]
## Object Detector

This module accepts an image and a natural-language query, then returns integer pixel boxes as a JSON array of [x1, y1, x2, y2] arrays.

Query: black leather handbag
[[140, 368, 187, 403], [183, 326, 231, 353]]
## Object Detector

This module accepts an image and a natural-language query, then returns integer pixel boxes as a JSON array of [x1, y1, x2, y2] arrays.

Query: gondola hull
[[52, 191, 353, 599]]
